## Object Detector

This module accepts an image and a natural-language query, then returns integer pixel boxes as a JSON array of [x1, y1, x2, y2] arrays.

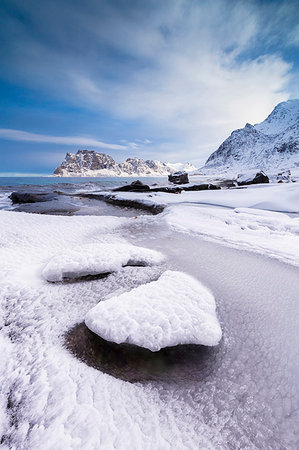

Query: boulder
[[113, 180, 150, 192], [183, 184, 221, 191], [237, 171, 269, 186], [151, 186, 182, 193], [168, 171, 189, 184], [9, 192, 56, 204]]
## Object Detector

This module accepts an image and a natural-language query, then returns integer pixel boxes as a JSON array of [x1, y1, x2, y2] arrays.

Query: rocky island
[[53, 150, 196, 177]]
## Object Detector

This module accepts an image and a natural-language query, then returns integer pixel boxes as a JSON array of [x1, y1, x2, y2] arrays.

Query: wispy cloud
[[0, 129, 127, 150], [0, 0, 298, 165]]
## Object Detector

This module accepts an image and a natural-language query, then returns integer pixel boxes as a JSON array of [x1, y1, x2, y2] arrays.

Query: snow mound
[[42, 243, 165, 282], [85, 270, 222, 351]]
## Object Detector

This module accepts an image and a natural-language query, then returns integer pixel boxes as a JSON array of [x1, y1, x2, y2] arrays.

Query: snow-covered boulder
[[237, 170, 269, 186], [85, 270, 222, 351], [42, 243, 165, 282], [277, 170, 291, 183]]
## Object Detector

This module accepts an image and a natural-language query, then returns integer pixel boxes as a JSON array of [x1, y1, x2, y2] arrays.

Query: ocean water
[[0, 176, 168, 188], [0, 176, 168, 212]]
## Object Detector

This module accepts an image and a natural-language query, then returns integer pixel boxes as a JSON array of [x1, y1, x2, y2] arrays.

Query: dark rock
[[182, 184, 221, 192], [113, 180, 151, 192], [151, 183, 220, 193], [9, 192, 56, 204], [168, 171, 189, 184], [78, 193, 164, 215], [237, 171, 269, 186], [151, 186, 182, 193], [208, 184, 221, 190], [65, 322, 214, 383]]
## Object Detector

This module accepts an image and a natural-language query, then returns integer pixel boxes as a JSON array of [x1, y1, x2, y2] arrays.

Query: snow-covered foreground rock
[[85, 271, 222, 351], [42, 243, 165, 282], [0, 199, 299, 449]]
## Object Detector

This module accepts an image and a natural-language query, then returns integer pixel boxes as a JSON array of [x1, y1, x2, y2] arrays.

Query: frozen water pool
[[123, 222, 299, 449]]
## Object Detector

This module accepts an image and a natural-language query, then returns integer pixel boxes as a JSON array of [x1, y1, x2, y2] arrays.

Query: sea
[[0, 176, 168, 211]]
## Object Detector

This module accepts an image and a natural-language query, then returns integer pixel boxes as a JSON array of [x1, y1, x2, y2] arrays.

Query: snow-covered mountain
[[53, 150, 195, 177], [202, 99, 299, 174], [166, 162, 197, 173]]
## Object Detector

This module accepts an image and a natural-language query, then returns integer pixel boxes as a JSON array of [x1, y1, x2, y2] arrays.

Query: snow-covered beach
[[2, 0, 299, 446], [0, 179, 299, 448]]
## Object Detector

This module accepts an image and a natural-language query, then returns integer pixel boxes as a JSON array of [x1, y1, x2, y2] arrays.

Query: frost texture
[[42, 243, 165, 282], [0, 206, 298, 449], [85, 270, 222, 351]]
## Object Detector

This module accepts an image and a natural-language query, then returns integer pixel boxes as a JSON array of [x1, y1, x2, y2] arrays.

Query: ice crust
[[112, 183, 299, 266], [85, 270, 222, 351], [165, 204, 299, 267], [1, 187, 299, 449], [42, 243, 165, 282]]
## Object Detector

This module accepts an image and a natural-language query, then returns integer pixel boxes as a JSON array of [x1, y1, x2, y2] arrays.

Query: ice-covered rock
[[42, 243, 165, 282], [237, 171, 269, 186], [277, 170, 291, 183], [85, 270, 222, 351]]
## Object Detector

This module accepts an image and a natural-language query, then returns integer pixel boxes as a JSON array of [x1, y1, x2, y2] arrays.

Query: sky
[[0, 0, 299, 175]]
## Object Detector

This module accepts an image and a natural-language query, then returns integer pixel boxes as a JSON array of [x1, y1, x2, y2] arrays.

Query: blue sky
[[0, 0, 298, 174]]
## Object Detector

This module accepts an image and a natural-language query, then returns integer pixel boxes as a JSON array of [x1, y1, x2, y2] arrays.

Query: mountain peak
[[203, 99, 299, 173], [254, 99, 299, 135]]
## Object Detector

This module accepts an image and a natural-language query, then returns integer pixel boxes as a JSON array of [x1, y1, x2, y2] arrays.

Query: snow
[[165, 204, 299, 267], [0, 202, 298, 448], [107, 183, 299, 266], [0, 192, 12, 210], [111, 182, 299, 213], [202, 99, 299, 173], [166, 162, 197, 173], [42, 243, 165, 282], [255, 99, 299, 135], [85, 270, 222, 351], [236, 170, 266, 184]]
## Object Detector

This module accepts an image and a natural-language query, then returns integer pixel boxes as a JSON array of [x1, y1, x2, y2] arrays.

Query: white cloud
[[1, 0, 298, 165], [63, 0, 292, 164], [0, 129, 127, 150]]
